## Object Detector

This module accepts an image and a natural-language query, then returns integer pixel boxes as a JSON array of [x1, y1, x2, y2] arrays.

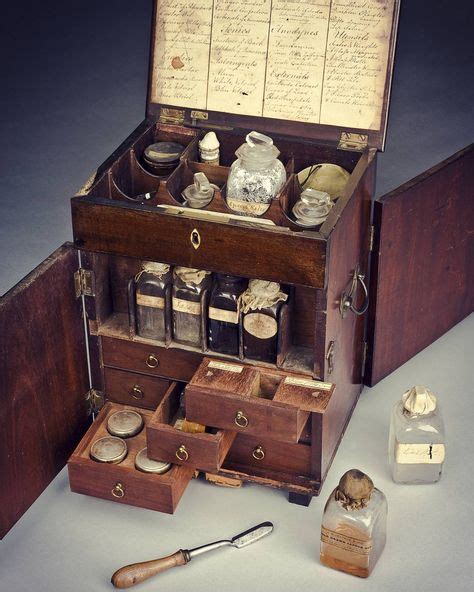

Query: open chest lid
[[147, 0, 400, 151]]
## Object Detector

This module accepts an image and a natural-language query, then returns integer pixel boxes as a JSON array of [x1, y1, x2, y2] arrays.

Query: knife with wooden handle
[[111, 521, 274, 588]]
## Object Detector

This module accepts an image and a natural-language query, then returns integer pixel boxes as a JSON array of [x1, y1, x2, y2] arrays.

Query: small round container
[[90, 436, 127, 464], [142, 142, 185, 176], [107, 410, 144, 438], [135, 447, 172, 474]]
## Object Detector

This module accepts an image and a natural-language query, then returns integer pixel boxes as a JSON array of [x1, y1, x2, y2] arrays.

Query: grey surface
[[0, 1, 473, 591], [1, 315, 472, 592]]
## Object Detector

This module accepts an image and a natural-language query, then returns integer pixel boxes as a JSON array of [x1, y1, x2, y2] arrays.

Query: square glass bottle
[[389, 386, 445, 483], [320, 469, 387, 578]]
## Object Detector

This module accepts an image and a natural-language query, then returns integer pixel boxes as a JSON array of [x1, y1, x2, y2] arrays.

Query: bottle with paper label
[[238, 280, 287, 364], [135, 261, 172, 341], [208, 274, 247, 356], [389, 385, 446, 483], [320, 469, 387, 578], [172, 267, 212, 348]]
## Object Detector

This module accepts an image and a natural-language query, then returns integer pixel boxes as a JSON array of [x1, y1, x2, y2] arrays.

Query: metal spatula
[[111, 521, 274, 588]]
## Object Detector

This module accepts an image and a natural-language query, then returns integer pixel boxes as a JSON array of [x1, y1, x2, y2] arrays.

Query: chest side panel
[[366, 144, 474, 385], [0, 244, 90, 538]]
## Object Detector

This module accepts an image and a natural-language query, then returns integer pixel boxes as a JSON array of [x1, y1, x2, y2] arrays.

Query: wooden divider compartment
[[147, 382, 236, 472], [67, 402, 194, 514], [185, 358, 335, 444]]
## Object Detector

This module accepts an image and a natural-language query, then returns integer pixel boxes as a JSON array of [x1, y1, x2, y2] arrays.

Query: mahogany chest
[[1, 0, 472, 539]]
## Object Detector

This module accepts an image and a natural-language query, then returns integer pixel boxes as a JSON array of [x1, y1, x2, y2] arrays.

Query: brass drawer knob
[[176, 445, 189, 462], [111, 482, 125, 498], [131, 385, 144, 400], [234, 411, 248, 428], [252, 445, 265, 461], [146, 354, 159, 368]]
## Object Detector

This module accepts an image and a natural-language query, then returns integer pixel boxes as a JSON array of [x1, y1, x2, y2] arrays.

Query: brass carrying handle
[[339, 267, 369, 318], [252, 445, 265, 461], [146, 354, 159, 368], [111, 483, 125, 498], [234, 411, 249, 428], [176, 445, 189, 462], [131, 385, 144, 400]]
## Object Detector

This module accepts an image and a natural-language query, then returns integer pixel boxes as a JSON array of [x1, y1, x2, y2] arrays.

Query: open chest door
[[0, 243, 90, 538], [365, 144, 474, 386]]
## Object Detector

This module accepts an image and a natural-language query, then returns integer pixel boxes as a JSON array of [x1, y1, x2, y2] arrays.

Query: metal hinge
[[74, 268, 95, 298], [326, 340, 335, 375], [159, 107, 185, 125], [361, 341, 368, 377], [338, 132, 369, 152], [369, 225, 375, 252], [86, 389, 104, 416]]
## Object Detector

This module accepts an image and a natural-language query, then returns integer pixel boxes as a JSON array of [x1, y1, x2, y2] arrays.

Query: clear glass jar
[[135, 262, 172, 341], [208, 274, 247, 356], [389, 386, 445, 483], [226, 131, 286, 216], [320, 469, 387, 578], [239, 280, 288, 364], [172, 267, 212, 348]]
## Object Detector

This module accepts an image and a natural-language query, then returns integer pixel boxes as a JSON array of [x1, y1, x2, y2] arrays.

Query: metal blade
[[231, 521, 274, 548]]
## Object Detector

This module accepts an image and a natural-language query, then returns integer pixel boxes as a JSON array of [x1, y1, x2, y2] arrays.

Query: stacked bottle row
[[133, 262, 288, 364]]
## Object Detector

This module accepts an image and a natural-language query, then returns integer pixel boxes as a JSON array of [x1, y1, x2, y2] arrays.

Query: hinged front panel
[[147, 0, 400, 149], [0, 244, 90, 538], [366, 144, 474, 386]]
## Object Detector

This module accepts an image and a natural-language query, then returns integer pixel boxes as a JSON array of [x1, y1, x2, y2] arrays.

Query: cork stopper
[[335, 469, 374, 510], [402, 386, 437, 415]]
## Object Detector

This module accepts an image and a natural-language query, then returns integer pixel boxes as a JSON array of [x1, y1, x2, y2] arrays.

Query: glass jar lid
[[235, 131, 280, 168], [292, 188, 332, 227], [182, 172, 217, 208]]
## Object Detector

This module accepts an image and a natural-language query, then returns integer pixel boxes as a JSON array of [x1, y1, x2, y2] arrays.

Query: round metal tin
[[107, 410, 144, 438], [135, 447, 172, 474], [90, 436, 127, 464]]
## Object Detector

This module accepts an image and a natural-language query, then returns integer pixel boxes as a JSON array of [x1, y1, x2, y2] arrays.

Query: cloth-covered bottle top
[[238, 279, 287, 313], [335, 469, 374, 510], [402, 385, 437, 415], [174, 266, 211, 285]]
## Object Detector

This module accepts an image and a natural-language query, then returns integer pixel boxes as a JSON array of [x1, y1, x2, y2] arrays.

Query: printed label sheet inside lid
[[148, 0, 400, 149]]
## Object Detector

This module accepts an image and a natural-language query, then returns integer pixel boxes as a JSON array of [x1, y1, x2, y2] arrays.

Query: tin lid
[[147, 0, 400, 150], [90, 436, 128, 464], [143, 142, 185, 164], [135, 447, 172, 474], [107, 410, 144, 438]]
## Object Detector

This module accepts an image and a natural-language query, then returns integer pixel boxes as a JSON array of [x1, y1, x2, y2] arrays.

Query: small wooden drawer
[[101, 336, 202, 381], [185, 358, 335, 444], [223, 434, 312, 476], [68, 402, 193, 514], [147, 383, 236, 473], [103, 367, 171, 410]]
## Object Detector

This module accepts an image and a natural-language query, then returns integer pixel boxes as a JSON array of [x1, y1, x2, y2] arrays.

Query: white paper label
[[208, 360, 243, 373], [226, 197, 271, 216], [321, 527, 373, 555], [208, 306, 239, 324], [243, 313, 278, 339], [172, 297, 201, 315], [284, 376, 333, 391], [395, 442, 445, 464], [136, 294, 165, 309]]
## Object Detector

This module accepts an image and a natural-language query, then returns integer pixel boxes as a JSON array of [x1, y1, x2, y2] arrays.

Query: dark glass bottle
[[135, 262, 172, 341], [172, 267, 212, 348], [208, 274, 247, 356], [240, 280, 288, 364]]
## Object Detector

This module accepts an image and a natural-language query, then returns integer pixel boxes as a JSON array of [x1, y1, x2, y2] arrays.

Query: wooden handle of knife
[[111, 550, 189, 588]]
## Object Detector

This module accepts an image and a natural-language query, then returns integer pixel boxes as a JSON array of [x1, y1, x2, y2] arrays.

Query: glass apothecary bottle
[[238, 280, 288, 364], [135, 262, 172, 341], [226, 131, 286, 216], [320, 469, 387, 578], [172, 267, 212, 348], [389, 386, 445, 483], [208, 274, 247, 356]]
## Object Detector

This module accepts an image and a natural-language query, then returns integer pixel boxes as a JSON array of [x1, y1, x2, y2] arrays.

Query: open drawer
[[147, 382, 236, 473], [185, 358, 335, 444], [68, 402, 194, 514]]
